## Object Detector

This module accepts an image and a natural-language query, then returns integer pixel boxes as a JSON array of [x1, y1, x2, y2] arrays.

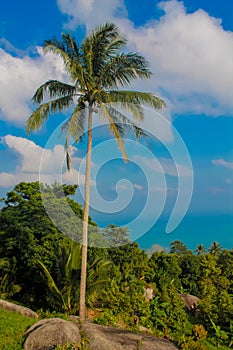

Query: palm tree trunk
[[79, 108, 93, 321]]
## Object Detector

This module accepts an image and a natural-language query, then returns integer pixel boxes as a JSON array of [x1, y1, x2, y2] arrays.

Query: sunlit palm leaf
[[108, 90, 166, 109], [26, 95, 74, 133], [32, 80, 75, 104], [62, 104, 87, 170], [106, 102, 144, 123], [105, 105, 148, 140], [99, 103, 128, 161], [100, 53, 152, 88], [82, 23, 123, 78]]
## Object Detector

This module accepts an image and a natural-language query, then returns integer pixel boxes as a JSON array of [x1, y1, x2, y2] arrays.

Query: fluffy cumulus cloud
[[0, 46, 66, 124], [57, 0, 233, 116], [0, 135, 93, 188], [123, 1, 233, 116], [57, 0, 127, 30]]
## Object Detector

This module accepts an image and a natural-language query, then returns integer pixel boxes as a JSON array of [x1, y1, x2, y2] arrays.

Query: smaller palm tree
[[39, 239, 111, 313], [195, 244, 206, 255], [209, 241, 222, 258]]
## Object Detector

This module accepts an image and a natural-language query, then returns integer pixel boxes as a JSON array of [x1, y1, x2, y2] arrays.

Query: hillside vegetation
[[1, 182, 233, 349]]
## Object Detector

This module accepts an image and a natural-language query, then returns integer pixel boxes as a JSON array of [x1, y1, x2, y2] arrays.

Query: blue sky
[[0, 0, 233, 250]]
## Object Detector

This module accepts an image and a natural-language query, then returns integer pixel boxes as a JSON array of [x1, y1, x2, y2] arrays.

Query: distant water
[[136, 213, 233, 251]]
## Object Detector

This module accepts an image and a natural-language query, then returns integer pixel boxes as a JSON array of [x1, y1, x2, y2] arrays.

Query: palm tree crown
[[26, 22, 165, 320], [209, 241, 222, 257], [26, 22, 165, 161]]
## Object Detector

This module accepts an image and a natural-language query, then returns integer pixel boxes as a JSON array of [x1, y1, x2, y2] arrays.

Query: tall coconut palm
[[26, 22, 165, 320]]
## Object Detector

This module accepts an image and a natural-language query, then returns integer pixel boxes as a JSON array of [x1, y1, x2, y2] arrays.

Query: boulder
[[0, 299, 38, 318], [82, 321, 178, 350], [179, 294, 200, 310], [23, 317, 178, 350], [23, 318, 81, 350]]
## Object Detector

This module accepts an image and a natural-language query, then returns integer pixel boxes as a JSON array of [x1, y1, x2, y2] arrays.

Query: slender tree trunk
[[79, 108, 93, 321]]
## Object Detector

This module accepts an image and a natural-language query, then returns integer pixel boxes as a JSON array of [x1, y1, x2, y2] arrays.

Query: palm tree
[[39, 239, 111, 313], [209, 241, 222, 258], [26, 22, 165, 320], [195, 244, 206, 255]]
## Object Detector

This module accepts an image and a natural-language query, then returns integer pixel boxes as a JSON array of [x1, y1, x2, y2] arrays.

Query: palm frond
[[88, 257, 111, 270], [32, 80, 75, 104], [62, 103, 87, 141], [99, 53, 152, 88], [44, 34, 83, 84], [104, 35, 127, 56], [108, 90, 166, 109], [105, 105, 148, 140], [44, 37, 74, 76], [65, 242, 81, 293], [109, 102, 144, 122], [99, 103, 128, 161], [83, 23, 122, 58], [66, 146, 72, 172], [82, 23, 125, 81], [69, 241, 82, 271], [61, 33, 87, 88], [61, 32, 80, 60], [86, 258, 111, 297], [26, 95, 74, 134], [0, 258, 9, 268], [61, 103, 87, 170], [96, 90, 145, 122], [38, 260, 64, 302]]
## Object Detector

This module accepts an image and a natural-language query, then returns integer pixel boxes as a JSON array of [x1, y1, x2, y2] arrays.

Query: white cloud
[[62, 168, 88, 186], [57, 0, 127, 30], [0, 135, 94, 188], [57, 0, 233, 116], [120, 1, 233, 116], [212, 159, 233, 170], [0, 46, 66, 124]]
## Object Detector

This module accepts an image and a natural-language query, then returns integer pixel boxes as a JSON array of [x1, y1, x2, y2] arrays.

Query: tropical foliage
[[1, 182, 233, 349]]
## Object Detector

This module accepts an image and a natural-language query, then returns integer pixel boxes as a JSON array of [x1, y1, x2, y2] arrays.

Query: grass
[[203, 340, 232, 350], [0, 307, 37, 349], [0, 308, 89, 350], [0, 306, 232, 350]]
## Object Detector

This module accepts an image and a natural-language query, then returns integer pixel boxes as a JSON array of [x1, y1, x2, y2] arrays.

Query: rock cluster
[[23, 318, 178, 350]]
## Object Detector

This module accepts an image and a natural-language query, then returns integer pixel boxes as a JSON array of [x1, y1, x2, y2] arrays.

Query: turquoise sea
[[136, 214, 233, 251]]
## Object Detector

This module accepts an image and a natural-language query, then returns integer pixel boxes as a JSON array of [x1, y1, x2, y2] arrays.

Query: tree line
[[1, 181, 233, 349]]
